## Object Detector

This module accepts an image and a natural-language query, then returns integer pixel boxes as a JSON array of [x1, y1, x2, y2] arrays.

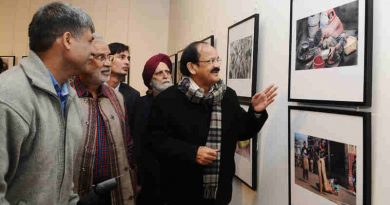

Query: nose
[[124, 57, 130, 66], [103, 59, 111, 67]]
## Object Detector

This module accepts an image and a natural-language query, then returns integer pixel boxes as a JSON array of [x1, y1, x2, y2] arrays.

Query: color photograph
[[294, 133, 357, 205], [295, 1, 358, 70]]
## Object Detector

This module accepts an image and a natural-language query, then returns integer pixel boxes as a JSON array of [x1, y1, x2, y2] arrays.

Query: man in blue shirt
[[0, 2, 95, 204]]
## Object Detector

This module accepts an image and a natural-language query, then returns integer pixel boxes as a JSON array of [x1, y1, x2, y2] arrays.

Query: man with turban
[[133, 53, 173, 205]]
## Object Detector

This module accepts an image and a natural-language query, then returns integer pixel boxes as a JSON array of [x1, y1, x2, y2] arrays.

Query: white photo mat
[[288, 106, 371, 205]]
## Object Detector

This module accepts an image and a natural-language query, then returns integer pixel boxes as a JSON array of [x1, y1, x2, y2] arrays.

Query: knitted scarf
[[178, 77, 226, 199]]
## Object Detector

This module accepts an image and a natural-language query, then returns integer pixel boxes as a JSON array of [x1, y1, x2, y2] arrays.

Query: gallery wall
[[168, 0, 389, 204], [0, 0, 170, 94]]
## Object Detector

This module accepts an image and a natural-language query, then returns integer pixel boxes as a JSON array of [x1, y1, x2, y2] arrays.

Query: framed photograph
[[234, 101, 258, 190], [174, 50, 184, 84], [201, 35, 215, 46], [226, 14, 259, 103], [0, 56, 16, 68], [288, 0, 373, 106], [288, 106, 371, 205], [169, 53, 178, 83]]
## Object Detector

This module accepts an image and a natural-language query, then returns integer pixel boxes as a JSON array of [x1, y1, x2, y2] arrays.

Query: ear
[[186, 62, 197, 75], [62, 32, 72, 50]]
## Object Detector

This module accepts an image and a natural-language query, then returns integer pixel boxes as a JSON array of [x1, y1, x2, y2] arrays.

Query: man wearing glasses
[[107, 43, 140, 137], [148, 41, 278, 205], [73, 36, 136, 205]]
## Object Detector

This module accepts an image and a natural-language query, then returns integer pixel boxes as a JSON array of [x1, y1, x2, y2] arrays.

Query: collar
[[49, 71, 69, 97], [20, 50, 77, 99], [188, 77, 214, 94], [114, 83, 120, 92], [72, 76, 110, 98]]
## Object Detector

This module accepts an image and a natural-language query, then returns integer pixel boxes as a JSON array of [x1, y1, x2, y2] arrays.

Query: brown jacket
[[73, 80, 135, 205]]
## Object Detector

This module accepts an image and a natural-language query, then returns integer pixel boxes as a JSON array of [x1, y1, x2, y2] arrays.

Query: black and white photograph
[[235, 103, 258, 190], [289, 106, 371, 205], [226, 14, 259, 102], [228, 35, 253, 79], [288, 0, 372, 106]]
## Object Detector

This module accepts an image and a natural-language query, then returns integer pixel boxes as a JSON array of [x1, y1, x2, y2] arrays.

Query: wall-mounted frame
[[201, 35, 215, 46], [174, 50, 184, 84], [234, 100, 257, 190], [169, 53, 178, 84], [0, 56, 16, 72], [288, 106, 371, 205], [226, 14, 259, 103], [288, 0, 372, 106]]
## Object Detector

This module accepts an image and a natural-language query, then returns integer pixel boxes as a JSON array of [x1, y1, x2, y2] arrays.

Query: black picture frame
[[288, 0, 373, 106], [169, 53, 178, 84], [234, 100, 258, 190], [201, 35, 215, 46], [288, 106, 371, 205], [174, 50, 184, 84], [226, 14, 259, 103], [0, 56, 16, 73]]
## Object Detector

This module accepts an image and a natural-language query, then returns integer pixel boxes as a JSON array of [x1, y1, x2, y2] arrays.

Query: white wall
[[0, 0, 170, 94], [168, 0, 390, 204], [129, 0, 170, 94]]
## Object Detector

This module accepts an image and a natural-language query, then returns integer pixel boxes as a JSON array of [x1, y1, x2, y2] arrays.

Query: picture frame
[[288, 0, 373, 106], [169, 53, 178, 83], [0, 56, 16, 72], [174, 50, 184, 84], [288, 106, 371, 205], [234, 100, 258, 190], [226, 14, 259, 103], [201, 35, 215, 46]]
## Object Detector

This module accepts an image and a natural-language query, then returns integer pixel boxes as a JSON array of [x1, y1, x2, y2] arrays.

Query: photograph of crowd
[[294, 133, 357, 205], [228, 35, 253, 79], [295, 0, 358, 70]]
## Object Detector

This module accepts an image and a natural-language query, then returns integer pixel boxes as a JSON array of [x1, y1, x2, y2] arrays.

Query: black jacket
[[133, 94, 163, 205], [148, 86, 268, 205], [118, 83, 140, 134]]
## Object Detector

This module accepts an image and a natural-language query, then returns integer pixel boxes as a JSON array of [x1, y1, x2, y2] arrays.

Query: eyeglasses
[[91, 53, 114, 62], [115, 54, 131, 61], [198, 57, 221, 65]]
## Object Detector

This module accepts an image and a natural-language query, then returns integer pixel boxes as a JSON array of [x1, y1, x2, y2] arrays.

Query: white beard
[[150, 79, 173, 95]]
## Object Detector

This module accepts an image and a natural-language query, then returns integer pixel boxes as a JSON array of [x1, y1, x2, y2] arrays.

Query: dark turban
[[142, 53, 172, 89]]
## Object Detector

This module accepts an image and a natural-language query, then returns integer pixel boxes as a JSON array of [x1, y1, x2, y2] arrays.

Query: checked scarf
[[178, 77, 226, 199]]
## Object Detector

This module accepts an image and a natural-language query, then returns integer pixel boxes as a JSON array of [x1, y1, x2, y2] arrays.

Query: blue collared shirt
[[49, 73, 69, 113]]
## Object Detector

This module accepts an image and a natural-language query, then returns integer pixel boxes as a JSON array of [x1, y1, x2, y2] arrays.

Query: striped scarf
[[178, 77, 226, 199]]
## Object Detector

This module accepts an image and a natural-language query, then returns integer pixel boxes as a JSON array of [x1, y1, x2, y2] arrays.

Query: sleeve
[[0, 102, 30, 204], [147, 98, 198, 163], [228, 89, 269, 141]]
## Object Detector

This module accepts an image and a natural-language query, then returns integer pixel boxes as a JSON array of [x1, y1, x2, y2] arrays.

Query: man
[[107, 43, 140, 134], [73, 36, 136, 205], [301, 141, 310, 181], [0, 2, 94, 204], [134, 53, 173, 205], [148, 41, 277, 205]]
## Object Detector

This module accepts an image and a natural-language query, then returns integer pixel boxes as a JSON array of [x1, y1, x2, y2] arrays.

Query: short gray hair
[[28, 2, 95, 52]]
